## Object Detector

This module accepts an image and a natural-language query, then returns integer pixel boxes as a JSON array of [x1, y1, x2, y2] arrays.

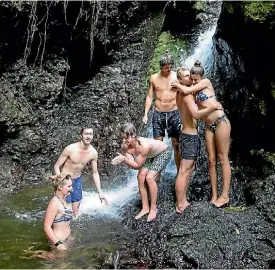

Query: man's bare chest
[[68, 152, 93, 165]]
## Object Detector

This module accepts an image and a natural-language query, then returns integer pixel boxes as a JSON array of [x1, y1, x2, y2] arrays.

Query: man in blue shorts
[[51, 128, 108, 216]]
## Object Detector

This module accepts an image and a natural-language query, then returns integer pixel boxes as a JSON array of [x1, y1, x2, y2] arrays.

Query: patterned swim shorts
[[142, 147, 172, 172]]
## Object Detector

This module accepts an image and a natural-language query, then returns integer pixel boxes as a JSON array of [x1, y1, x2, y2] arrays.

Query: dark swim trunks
[[65, 176, 83, 203], [179, 133, 201, 160], [152, 109, 182, 138]]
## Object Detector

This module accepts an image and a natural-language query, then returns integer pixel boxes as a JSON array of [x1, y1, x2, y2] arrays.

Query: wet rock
[[0, 157, 21, 192], [0, 80, 34, 137], [120, 172, 275, 269]]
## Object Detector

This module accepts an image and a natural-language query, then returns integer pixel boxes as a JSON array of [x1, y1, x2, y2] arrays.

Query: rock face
[[0, 2, 165, 192], [118, 171, 275, 269], [212, 2, 275, 159]]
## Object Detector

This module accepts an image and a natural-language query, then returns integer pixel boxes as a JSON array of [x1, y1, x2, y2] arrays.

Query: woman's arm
[[171, 79, 211, 94], [44, 200, 59, 244]]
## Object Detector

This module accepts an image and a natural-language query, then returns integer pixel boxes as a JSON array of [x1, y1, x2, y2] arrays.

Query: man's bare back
[[58, 142, 98, 178], [126, 137, 168, 159]]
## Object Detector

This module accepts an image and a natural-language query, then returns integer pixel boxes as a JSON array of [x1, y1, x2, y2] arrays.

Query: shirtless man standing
[[51, 128, 108, 216], [171, 68, 222, 213], [142, 55, 181, 173], [111, 123, 171, 222]]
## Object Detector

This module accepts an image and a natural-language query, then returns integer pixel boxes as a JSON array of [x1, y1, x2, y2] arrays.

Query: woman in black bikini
[[44, 174, 73, 251], [172, 60, 231, 208]]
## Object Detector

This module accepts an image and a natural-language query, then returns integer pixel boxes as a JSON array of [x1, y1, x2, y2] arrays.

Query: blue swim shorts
[[65, 176, 83, 203]]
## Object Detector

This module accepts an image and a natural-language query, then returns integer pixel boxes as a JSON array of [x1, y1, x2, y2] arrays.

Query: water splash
[[79, 170, 138, 218]]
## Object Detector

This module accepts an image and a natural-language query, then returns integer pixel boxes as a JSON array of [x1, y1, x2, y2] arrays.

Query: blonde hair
[[50, 174, 72, 191], [177, 67, 189, 80]]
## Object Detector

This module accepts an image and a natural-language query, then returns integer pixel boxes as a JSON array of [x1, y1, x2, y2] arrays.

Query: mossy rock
[[244, 2, 275, 23], [193, 0, 207, 12], [224, 206, 248, 213], [146, 31, 187, 85], [224, 2, 234, 14]]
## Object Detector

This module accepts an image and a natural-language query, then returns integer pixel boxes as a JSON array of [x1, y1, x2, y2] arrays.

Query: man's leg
[[167, 109, 182, 174], [176, 133, 201, 213], [171, 137, 180, 173], [135, 168, 150, 219], [67, 176, 83, 217], [145, 170, 159, 222], [175, 159, 195, 213]]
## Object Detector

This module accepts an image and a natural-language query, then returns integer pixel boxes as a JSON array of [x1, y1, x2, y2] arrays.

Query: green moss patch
[[244, 2, 275, 23], [146, 31, 187, 83]]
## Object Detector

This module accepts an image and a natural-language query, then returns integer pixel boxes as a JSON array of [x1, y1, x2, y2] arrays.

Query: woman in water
[[171, 60, 231, 208], [111, 123, 171, 222], [44, 174, 73, 251]]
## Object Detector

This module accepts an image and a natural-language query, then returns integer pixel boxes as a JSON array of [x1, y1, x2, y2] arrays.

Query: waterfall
[[182, 26, 216, 75]]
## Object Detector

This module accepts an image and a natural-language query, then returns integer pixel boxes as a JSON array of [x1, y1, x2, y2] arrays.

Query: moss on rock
[[244, 2, 275, 23], [146, 31, 187, 83], [223, 2, 234, 14]]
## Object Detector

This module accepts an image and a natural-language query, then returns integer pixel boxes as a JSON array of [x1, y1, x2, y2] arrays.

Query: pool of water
[[0, 177, 135, 269]]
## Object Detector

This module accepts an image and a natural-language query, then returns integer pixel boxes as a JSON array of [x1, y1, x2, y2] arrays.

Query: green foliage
[[271, 82, 275, 99], [147, 31, 186, 82], [263, 151, 275, 165], [193, 0, 207, 12], [224, 206, 248, 213], [244, 1, 275, 23], [224, 2, 234, 14]]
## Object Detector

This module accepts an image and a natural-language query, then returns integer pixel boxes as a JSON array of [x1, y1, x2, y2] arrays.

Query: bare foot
[[210, 197, 217, 204], [135, 209, 149, 220], [213, 197, 229, 208], [176, 202, 191, 214], [147, 208, 158, 222]]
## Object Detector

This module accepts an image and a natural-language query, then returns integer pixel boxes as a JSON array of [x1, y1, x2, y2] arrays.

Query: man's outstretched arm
[[143, 76, 154, 124], [90, 152, 108, 204]]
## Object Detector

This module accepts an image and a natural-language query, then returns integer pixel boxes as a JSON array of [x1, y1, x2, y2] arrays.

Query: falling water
[[182, 25, 216, 75]]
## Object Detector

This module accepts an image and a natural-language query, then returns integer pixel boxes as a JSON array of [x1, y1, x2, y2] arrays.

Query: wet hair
[[190, 60, 204, 77], [159, 54, 174, 68], [81, 127, 93, 135], [120, 123, 137, 138], [176, 67, 189, 80], [50, 174, 72, 191]]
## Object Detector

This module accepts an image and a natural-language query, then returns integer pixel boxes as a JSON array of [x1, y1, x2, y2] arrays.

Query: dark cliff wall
[[0, 1, 166, 192], [213, 1, 275, 167], [0, 1, 165, 84]]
